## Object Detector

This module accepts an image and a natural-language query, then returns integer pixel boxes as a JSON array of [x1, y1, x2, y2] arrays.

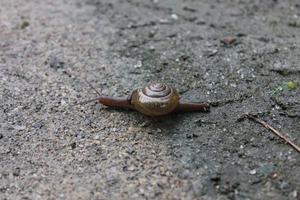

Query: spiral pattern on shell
[[131, 83, 180, 116], [142, 83, 171, 98]]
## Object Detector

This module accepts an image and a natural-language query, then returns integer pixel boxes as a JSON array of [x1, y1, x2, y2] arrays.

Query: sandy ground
[[0, 0, 299, 199]]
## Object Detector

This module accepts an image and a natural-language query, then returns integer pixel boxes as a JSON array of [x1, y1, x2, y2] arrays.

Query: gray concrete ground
[[0, 0, 299, 199]]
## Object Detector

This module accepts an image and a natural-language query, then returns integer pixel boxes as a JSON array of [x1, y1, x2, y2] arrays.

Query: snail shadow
[[130, 111, 191, 136], [102, 106, 205, 136]]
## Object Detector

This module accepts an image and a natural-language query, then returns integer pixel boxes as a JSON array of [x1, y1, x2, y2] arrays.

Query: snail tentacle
[[97, 96, 134, 109], [76, 96, 133, 109], [175, 102, 210, 113]]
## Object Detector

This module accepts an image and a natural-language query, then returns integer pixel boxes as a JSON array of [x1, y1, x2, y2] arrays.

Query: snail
[[79, 83, 209, 116]]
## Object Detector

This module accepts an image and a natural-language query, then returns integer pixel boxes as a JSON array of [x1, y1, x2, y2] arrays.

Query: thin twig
[[244, 114, 300, 153]]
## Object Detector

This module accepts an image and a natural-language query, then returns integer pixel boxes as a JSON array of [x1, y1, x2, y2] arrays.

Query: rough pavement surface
[[1, 0, 300, 199]]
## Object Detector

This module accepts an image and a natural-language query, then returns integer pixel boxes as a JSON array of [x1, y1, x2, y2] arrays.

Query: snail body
[[79, 83, 209, 116]]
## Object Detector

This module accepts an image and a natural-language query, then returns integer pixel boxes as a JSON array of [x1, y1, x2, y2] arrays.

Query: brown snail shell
[[131, 83, 180, 116]]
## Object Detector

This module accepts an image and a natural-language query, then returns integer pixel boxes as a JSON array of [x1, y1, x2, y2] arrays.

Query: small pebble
[[279, 181, 290, 190], [70, 142, 76, 149], [126, 145, 135, 154], [271, 173, 278, 179], [210, 174, 221, 182], [20, 21, 30, 29], [171, 14, 178, 20], [203, 49, 218, 57], [249, 169, 257, 175], [139, 121, 150, 127], [32, 122, 44, 129], [221, 36, 237, 46], [292, 190, 298, 198], [127, 165, 136, 171], [94, 135, 101, 140], [14, 125, 26, 131], [149, 45, 155, 51], [134, 60, 142, 68], [12, 167, 21, 176], [48, 56, 64, 69]]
